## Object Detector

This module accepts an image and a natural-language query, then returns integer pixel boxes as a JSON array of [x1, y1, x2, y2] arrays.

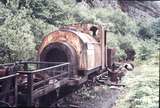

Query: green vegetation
[[115, 56, 159, 108]]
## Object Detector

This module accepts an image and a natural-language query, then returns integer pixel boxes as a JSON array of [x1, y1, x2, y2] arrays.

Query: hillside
[[78, 0, 160, 20]]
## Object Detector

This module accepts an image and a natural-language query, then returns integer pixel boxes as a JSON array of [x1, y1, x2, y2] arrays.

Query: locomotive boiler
[[38, 23, 109, 78]]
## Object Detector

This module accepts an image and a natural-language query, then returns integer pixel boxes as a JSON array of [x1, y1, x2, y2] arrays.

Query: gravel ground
[[54, 84, 123, 108]]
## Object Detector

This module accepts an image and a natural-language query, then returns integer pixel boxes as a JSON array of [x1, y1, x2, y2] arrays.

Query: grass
[[115, 55, 159, 108]]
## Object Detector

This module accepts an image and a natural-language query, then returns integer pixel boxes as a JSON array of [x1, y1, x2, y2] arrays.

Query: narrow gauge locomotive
[[0, 23, 133, 107], [39, 23, 110, 78]]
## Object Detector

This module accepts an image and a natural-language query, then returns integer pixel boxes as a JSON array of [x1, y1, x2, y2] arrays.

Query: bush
[[138, 45, 152, 60], [150, 18, 160, 42], [138, 18, 160, 42], [29, 0, 66, 25], [115, 61, 159, 108], [30, 18, 57, 44], [0, 9, 36, 63], [0, 2, 58, 63]]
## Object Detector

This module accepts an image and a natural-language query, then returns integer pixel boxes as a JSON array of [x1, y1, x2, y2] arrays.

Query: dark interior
[[40, 45, 69, 68], [90, 26, 98, 37], [40, 42, 78, 76], [44, 48, 68, 62]]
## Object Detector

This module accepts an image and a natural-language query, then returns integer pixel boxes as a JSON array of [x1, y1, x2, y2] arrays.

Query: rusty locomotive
[[39, 23, 109, 77], [0, 23, 133, 107]]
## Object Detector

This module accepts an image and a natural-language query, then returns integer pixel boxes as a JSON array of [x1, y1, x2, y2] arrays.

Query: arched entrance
[[40, 42, 78, 77]]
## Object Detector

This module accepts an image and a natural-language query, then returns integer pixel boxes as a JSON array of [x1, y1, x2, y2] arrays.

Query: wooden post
[[101, 26, 106, 70], [104, 30, 107, 68], [14, 74, 18, 107], [23, 63, 28, 71], [68, 63, 71, 79], [27, 73, 33, 107]]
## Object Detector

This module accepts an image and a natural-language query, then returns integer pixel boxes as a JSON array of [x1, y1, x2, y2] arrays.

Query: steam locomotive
[[0, 23, 133, 107]]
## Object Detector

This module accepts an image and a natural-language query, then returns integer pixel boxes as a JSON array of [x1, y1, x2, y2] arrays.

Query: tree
[[29, 0, 66, 25], [0, 9, 36, 63]]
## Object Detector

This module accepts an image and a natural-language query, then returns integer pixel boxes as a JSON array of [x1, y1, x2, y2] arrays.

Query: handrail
[[0, 61, 70, 107], [0, 61, 67, 67], [0, 73, 19, 80], [18, 63, 69, 74], [20, 61, 66, 65], [0, 63, 15, 67]]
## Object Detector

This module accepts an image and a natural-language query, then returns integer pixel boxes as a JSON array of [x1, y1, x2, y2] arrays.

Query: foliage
[[29, 18, 57, 44], [138, 18, 160, 42], [29, 0, 66, 25], [150, 18, 160, 42], [138, 45, 151, 60], [107, 32, 158, 61], [115, 58, 159, 108], [0, 0, 58, 63], [0, 0, 159, 63], [67, 3, 158, 61], [68, 5, 139, 36], [0, 9, 36, 62]]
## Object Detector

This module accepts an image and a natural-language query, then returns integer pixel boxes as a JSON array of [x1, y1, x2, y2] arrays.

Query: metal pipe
[[27, 73, 33, 107]]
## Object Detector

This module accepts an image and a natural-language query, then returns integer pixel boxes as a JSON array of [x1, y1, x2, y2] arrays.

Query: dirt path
[[54, 85, 122, 108], [79, 88, 121, 108]]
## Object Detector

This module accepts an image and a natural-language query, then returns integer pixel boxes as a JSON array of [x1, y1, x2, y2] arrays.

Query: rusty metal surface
[[38, 24, 102, 71], [107, 48, 116, 68], [60, 23, 103, 42]]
